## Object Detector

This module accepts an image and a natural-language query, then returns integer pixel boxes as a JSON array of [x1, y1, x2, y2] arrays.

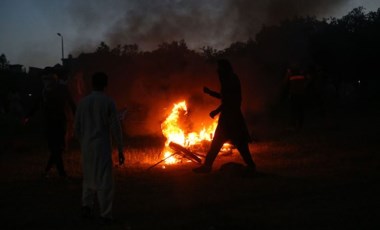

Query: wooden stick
[[169, 142, 202, 164]]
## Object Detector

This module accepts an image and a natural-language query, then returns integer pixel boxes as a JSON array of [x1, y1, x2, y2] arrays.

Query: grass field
[[1, 102, 379, 229]]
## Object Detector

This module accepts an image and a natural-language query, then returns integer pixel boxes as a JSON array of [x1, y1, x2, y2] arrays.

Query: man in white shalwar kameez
[[74, 72, 124, 222]]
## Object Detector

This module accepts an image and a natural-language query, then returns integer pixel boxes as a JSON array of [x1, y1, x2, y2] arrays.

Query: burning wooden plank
[[169, 142, 202, 163]]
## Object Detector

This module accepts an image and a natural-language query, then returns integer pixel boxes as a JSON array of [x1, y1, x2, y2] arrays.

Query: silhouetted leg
[[82, 186, 95, 209], [45, 149, 66, 176], [236, 142, 256, 169], [45, 136, 55, 173], [55, 151, 66, 177], [98, 186, 114, 219], [55, 134, 67, 177], [49, 124, 67, 177], [44, 153, 54, 173], [204, 133, 226, 168], [193, 131, 226, 173], [290, 98, 297, 128], [298, 102, 304, 128]]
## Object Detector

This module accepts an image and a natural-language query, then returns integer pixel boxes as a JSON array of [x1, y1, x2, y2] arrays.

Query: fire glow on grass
[[161, 101, 218, 164]]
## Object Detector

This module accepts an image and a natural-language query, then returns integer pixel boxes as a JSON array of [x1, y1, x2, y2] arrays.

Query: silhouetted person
[[8, 89, 24, 117], [74, 72, 124, 223], [193, 59, 256, 173], [284, 67, 308, 130], [24, 67, 76, 178]]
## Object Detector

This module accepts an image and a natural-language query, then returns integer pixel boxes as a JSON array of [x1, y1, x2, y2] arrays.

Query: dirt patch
[[1, 104, 379, 229]]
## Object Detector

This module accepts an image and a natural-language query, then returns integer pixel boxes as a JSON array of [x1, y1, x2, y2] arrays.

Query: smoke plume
[[68, 0, 349, 51]]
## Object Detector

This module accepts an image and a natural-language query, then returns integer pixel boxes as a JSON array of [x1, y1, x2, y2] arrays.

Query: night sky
[[1, 0, 379, 68]]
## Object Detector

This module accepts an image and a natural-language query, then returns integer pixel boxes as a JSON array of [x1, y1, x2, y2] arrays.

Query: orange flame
[[161, 100, 217, 164]]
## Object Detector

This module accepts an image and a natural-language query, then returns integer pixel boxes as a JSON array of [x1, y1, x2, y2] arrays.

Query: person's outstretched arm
[[209, 105, 222, 118], [204, 87, 221, 99]]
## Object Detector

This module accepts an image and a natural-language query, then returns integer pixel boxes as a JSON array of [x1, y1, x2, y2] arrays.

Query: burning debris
[[160, 100, 214, 164], [168, 142, 202, 164], [158, 100, 233, 167]]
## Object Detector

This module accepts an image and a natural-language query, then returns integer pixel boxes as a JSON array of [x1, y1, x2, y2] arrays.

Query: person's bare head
[[217, 59, 235, 85], [217, 59, 234, 76], [92, 72, 108, 91]]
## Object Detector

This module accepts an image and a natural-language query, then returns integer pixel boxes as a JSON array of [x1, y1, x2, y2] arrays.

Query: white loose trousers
[[74, 91, 123, 218]]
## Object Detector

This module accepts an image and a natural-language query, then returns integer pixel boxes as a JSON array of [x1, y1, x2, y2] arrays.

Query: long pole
[[146, 152, 179, 171], [57, 33, 64, 64]]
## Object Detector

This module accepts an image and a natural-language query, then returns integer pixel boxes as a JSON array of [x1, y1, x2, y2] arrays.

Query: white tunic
[[74, 91, 123, 190]]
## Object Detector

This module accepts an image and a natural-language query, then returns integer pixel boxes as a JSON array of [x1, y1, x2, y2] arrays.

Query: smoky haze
[[68, 0, 348, 51], [66, 0, 349, 137]]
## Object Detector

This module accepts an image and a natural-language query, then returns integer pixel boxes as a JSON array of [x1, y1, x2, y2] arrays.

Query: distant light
[[28, 93, 32, 97], [358, 80, 361, 84]]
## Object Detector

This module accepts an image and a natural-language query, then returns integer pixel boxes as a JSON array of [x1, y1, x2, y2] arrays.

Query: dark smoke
[[68, 0, 349, 51], [224, 0, 349, 42]]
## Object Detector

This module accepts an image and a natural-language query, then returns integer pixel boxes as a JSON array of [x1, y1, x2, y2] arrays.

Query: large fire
[[161, 100, 230, 164]]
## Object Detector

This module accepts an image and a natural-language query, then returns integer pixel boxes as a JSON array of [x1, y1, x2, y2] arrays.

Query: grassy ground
[[1, 102, 379, 229]]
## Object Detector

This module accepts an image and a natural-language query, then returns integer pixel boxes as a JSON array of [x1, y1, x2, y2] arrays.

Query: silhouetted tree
[[0, 54, 9, 70], [96, 42, 111, 54], [111, 44, 122, 56], [122, 44, 139, 56], [200, 46, 219, 60]]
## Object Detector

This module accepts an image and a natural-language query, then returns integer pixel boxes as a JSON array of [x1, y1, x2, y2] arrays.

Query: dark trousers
[[204, 131, 255, 168], [290, 95, 304, 129], [45, 121, 67, 176]]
